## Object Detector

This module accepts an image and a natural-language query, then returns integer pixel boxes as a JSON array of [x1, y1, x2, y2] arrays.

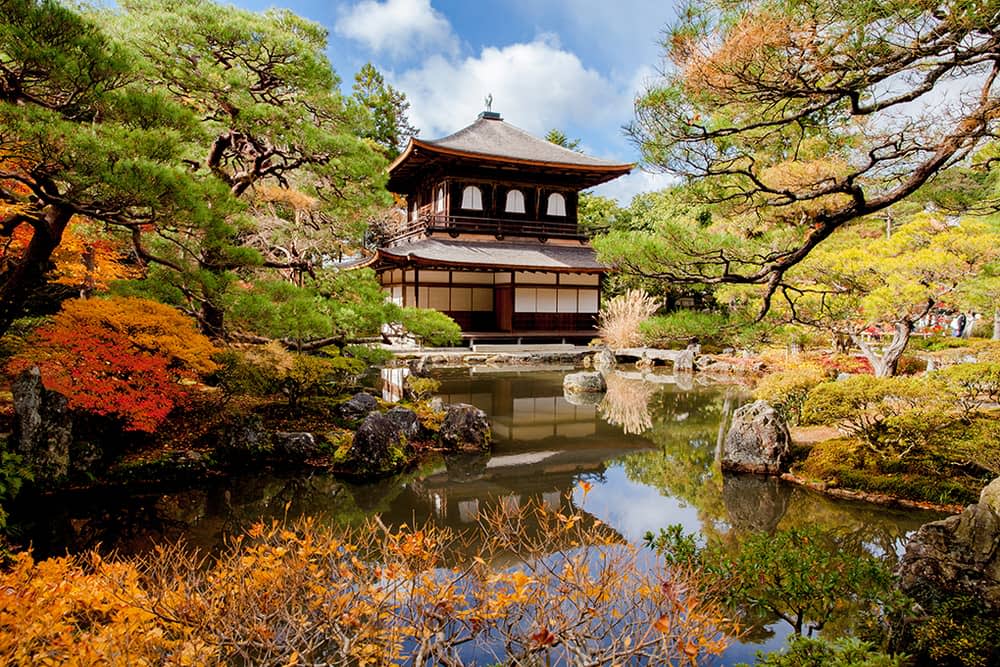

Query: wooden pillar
[[414, 267, 420, 307]]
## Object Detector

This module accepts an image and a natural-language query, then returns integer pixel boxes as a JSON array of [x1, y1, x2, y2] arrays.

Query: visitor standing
[[951, 313, 965, 337]]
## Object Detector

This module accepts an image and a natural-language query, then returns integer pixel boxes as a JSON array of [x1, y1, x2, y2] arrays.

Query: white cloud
[[591, 168, 678, 206], [393, 36, 620, 139], [335, 0, 457, 59]]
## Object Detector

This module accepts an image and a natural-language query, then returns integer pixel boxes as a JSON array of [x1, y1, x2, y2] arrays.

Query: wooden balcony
[[387, 214, 587, 245]]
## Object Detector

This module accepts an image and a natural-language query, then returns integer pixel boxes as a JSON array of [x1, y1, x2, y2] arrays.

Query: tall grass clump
[[598, 289, 660, 349]]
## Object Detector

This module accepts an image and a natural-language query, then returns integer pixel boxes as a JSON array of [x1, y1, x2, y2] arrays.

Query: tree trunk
[[200, 300, 226, 339], [0, 206, 73, 336], [993, 309, 1000, 341], [852, 322, 912, 378]]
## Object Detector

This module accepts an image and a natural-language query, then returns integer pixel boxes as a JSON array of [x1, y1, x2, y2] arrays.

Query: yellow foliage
[[0, 504, 735, 665]]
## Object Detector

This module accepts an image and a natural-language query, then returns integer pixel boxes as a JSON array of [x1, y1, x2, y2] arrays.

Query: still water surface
[[18, 367, 942, 664]]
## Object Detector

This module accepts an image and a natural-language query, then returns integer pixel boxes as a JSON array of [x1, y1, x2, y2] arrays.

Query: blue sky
[[228, 0, 681, 202]]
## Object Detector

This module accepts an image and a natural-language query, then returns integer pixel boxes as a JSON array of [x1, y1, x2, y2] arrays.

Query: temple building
[[375, 110, 632, 341]]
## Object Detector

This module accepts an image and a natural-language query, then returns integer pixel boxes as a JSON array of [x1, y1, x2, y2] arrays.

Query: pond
[[14, 367, 943, 664]]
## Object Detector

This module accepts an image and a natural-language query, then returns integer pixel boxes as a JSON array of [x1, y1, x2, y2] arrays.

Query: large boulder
[[12, 367, 74, 484], [980, 476, 1000, 513], [340, 392, 378, 423], [563, 371, 607, 394], [272, 432, 322, 462], [439, 403, 491, 452], [351, 412, 409, 475], [896, 484, 1000, 610], [721, 400, 791, 475], [385, 407, 421, 439], [220, 413, 271, 463]]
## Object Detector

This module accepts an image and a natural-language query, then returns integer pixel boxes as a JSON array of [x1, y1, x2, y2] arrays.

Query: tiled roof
[[378, 238, 606, 272], [423, 116, 629, 169]]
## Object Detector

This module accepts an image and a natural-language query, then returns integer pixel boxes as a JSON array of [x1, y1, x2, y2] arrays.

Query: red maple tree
[[9, 298, 219, 432]]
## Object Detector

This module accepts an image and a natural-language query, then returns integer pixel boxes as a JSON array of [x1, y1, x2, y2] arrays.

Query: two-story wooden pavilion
[[376, 111, 632, 340]]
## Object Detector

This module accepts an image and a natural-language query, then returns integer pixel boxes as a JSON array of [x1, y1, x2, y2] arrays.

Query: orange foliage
[[0, 217, 139, 292], [8, 297, 218, 431], [0, 500, 734, 665]]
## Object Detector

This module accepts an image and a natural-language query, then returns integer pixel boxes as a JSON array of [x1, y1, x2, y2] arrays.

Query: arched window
[[461, 185, 483, 211], [434, 185, 446, 212], [505, 189, 525, 214], [546, 192, 566, 216]]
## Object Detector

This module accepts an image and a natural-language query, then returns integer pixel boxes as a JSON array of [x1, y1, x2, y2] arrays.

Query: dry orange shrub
[[0, 498, 735, 665], [597, 289, 661, 349]]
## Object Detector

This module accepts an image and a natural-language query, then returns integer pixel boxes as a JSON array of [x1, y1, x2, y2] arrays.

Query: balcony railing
[[387, 214, 587, 245]]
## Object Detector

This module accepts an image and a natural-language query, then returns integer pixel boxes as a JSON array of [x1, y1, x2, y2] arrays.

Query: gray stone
[[563, 371, 607, 394], [12, 367, 74, 484], [351, 412, 409, 474], [592, 348, 617, 372], [675, 348, 695, 372], [836, 372, 853, 382], [721, 400, 792, 475], [981, 477, 1000, 514], [222, 414, 270, 456], [439, 403, 491, 452], [340, 392, 378, 422], [896, 499, 1000, 610], [385, 407, 421, 439], [273, 432, 321, 461]]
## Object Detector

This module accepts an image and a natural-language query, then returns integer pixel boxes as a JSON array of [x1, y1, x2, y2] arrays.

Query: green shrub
[[405, 376, 440, 400], [646, 525, 894, 638], [802, 376, 949, 460], [399, 308, 462, 346], [907, 596, 1000, 667], [212, 343, 365, 408], [908, 335, 971, 352], [343, 344, 393, 367], [0, 439, 29, 533], [937, 362, 1000, 419], [775, 325, 829, 352], [753, 363, 826, 424], [640, 310, 727, 348], [745, 636, 906, 667]]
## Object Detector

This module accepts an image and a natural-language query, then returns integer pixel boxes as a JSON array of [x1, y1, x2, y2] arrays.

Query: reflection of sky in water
[[574, 464, 793, 664], [574, 465, 703, 543]]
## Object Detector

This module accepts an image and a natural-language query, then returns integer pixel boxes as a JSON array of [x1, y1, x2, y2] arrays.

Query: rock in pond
[[897, 479, 1000, 610], [350, 412, 409, 474], [12, 367, 74, 484], [439, 403, 491, 452], [221, 414, 271, 461], [385, 407, 421, 439], [721, 400, 791, 475], [273, 432, 322, 462], [340, 392, 378, 422], [591, 348, 617, 372], [563, 371, 607, 394]]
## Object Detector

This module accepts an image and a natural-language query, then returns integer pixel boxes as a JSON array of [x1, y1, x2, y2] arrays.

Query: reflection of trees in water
[[599, 372, 657, 435], [616, 386, 733, 534], [614, 382, 938, 559]]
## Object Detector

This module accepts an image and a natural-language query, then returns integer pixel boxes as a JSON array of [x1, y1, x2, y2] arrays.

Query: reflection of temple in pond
[[439, 373, 613, 443], [377, 369, 655, 528]]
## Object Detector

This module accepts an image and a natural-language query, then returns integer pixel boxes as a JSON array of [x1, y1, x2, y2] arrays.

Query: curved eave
[[377, 248, 608, 274], [387, 139, 634, 192]]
